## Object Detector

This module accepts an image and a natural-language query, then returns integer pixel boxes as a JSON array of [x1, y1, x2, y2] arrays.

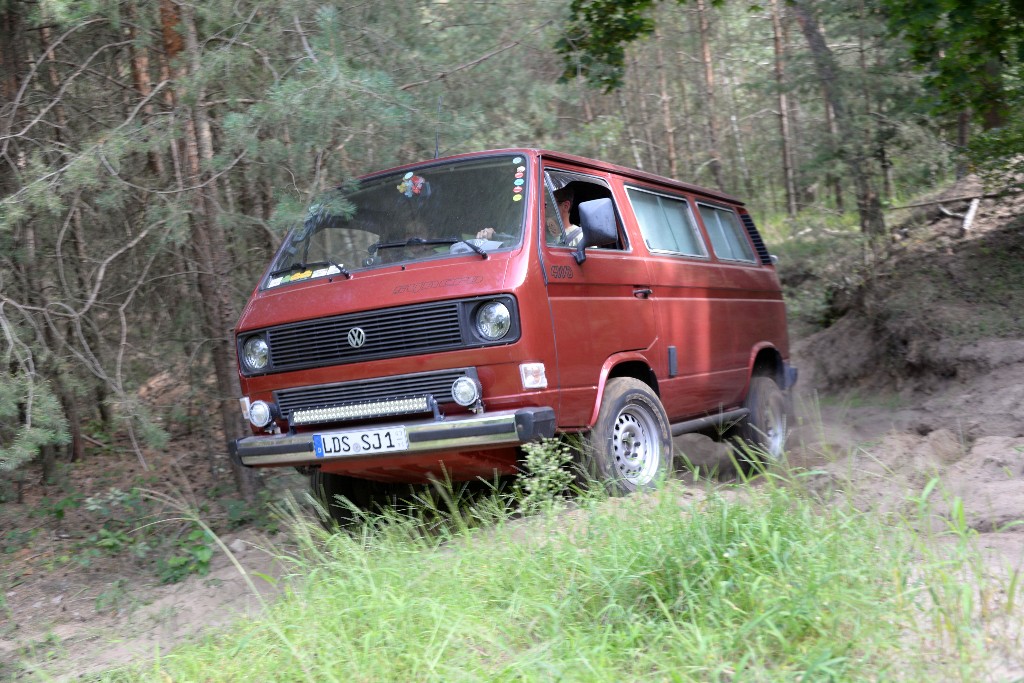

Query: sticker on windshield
[[510, 160, 527, 202], [397, 173, 428, 197]]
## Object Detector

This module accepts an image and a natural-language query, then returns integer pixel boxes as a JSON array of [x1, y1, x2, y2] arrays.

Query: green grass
[[81, 474, 1016, 683]]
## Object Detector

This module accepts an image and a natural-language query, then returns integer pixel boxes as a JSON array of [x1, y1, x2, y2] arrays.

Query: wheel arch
[[747, 344, 785, 392], [586, 354, 659, 428]]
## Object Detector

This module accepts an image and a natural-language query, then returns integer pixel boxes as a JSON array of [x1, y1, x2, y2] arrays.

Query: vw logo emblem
[[347, 327, 366, 348]]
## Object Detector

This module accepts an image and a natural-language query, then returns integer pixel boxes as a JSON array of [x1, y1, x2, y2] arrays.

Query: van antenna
[[434, 95, 443, 159]]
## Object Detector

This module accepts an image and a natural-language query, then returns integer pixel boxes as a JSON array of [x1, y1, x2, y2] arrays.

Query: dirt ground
[[2, 176, 1023, 680]]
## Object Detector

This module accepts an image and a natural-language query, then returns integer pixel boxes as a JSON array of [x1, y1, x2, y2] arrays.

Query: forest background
[[1, 0, 1022, 501]]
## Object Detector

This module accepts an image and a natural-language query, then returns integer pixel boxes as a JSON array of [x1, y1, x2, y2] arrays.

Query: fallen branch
[[884, 192, 1004, 211]]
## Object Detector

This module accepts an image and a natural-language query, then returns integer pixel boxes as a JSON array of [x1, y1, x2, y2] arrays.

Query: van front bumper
[[230, 407, 557, 468]]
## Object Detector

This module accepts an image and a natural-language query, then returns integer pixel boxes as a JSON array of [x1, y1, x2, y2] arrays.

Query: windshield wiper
[[371, 236, 442, 251], [370, 236, 488, 259], [268, 259, 352, 280], [448, 237, 488, 259]]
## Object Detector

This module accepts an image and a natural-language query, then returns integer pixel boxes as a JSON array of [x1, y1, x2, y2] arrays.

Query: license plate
[[313, 427, 409, 458]]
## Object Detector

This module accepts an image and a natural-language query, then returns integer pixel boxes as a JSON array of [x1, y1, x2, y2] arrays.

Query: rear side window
[[698, 204, 756, 262], [626, 187, 706, 257]]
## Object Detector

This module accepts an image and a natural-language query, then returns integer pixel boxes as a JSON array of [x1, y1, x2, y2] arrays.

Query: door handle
[[633, 288, 653, 299]]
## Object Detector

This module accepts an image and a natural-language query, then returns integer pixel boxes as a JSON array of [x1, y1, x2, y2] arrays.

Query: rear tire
[[733, 376, 788, 468], [584, 377, 673, 495]]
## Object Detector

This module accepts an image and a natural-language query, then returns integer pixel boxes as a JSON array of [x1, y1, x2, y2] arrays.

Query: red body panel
[[233, 149, 791, 483]]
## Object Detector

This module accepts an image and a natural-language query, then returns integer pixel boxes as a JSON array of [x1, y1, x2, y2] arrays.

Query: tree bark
[[695, 0, 725, 191], [956, 110, 970, 180], [770, 0, 798, 219], [127, 1, 165, 177], [161, 0, 259, 501], [653, 26, 678, 179]]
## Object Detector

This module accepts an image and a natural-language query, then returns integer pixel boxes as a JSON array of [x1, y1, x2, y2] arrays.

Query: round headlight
[[475, 301, 511, 341], [451, 377, 482, 407], [248, 400, 273, 428], [242, 336, 269, 371]]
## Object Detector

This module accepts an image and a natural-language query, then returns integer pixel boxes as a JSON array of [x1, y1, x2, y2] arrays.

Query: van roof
[[361, 148, 745, 207]]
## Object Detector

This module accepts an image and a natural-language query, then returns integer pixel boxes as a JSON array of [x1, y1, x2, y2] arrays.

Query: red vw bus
[[230, 150, 795, 521]]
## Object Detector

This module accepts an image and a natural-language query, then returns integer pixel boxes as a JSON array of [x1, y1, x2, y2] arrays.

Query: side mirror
[[574, 198, 618, 265]]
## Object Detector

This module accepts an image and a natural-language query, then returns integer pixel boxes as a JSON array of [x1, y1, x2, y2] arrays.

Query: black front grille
[[267, 301, 463, 373], [275, 368, 474, 424]]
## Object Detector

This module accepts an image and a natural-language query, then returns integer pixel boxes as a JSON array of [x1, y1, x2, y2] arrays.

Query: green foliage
[[156, 528, 214, 584], [882, 0, 1024, 127], [0, 370, 70, 472], [557, 0, 658, 91], [969, 117, 1024, 189], [515, 438, 575, 513], [33, 492, 83, 522], [882, 0, 1024, 182], [3, 528, 38, 554]]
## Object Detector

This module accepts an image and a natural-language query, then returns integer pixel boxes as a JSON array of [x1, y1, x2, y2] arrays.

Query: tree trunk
[[956, 110, 970, 180], [127, 1, 165, 177], [791, 0, 884, 237], [695, 0, 725, 191], [161, 0, 259, 501], [770, 0, 798, 219], [629, 54, 659, 175], [979, 58, 1007, 130], [721, 65, 753, 198], [824, 100, 844, 212], [618, 89, 646, 171], [653, 27, 678, 179]]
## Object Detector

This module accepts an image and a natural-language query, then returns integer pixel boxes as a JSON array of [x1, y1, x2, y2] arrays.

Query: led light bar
[[291, 396, 431, 426]]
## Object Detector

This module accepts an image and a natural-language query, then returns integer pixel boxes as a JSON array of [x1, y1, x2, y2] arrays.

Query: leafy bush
[[156, 528, 215, 584], [515, 438, 575, 513]]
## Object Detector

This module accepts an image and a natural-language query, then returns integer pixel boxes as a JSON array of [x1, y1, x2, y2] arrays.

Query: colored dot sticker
[[514, 179, 524, 186], [515, 172, 524, 179], [513, 195, 523, 201], [517, 166, 525, 173], [513, 157, 522, 164], [403, 172, 413, 180], [513, 187, 523, 193]]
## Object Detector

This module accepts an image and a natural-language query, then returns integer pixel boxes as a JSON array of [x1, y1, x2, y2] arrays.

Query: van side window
[[698, 204, 756, 262], [626, 187, 706, 257], [543, 170, 625, 250]]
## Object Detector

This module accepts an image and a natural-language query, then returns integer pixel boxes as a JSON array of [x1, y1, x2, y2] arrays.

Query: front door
[[541, 168, 656, 427]]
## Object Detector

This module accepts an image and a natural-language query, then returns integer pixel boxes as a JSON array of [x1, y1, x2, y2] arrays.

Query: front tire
[[584, 377, 673, 495]]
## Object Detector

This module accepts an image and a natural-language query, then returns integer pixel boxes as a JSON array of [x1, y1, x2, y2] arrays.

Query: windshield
[[264, 154, 529, 288]]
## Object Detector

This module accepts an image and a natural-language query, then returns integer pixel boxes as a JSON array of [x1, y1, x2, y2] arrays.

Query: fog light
[[451, 377, 482, 407], [519, 363, 548, 389], [248, 400, 273, 428]]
